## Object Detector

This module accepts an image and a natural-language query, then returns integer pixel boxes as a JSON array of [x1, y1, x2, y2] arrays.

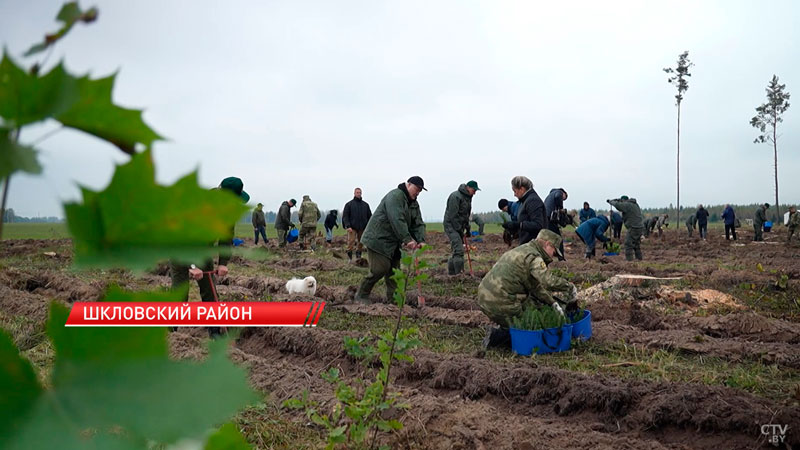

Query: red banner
[[65, 302, 325, 327]]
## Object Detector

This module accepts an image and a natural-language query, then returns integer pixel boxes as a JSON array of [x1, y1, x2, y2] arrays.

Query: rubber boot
[[347, 251, 353, 261], [635, 249, 643, 261], [356, 251, 362, 259], [482, 326, 511, 349]]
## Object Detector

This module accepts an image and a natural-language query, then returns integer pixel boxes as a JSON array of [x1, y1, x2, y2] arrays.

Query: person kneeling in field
[[477, 229, 578, 349]]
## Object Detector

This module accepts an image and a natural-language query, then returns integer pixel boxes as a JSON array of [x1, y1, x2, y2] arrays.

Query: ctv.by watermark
[[761, 424, 789, 446]]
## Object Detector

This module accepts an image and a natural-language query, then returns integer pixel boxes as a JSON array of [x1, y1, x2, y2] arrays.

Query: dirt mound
[[2, 268, 103, 303], [690, 312, 800, 343], [229, 327, 800, 449], [0, 239, 72, 258], [221, 275, 285, 296], [580, 275, 742, 315]]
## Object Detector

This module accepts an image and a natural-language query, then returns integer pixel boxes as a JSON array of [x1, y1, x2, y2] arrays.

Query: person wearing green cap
[[252, 203, 268, 245], [477, 229, 578, 349], [298, 195, 321, 250], [356, 177, 426, 302], [275, 198, 297, 248], [443, 181, 479, 275], [753, 203, 769, 242], [169, 176, 248, 338], [607, 196, 644, 261]]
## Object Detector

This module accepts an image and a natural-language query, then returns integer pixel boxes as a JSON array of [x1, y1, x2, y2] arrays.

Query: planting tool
[[463, 236, 474, 277], [201, 269, 228, 334], [414, 256, 425, 308]]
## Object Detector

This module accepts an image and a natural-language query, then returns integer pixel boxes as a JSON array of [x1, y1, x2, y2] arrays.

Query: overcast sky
[[1, 0, 798, 221]]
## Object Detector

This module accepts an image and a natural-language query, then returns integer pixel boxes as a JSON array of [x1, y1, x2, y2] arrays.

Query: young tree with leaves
[[663, 51, 693, 235], [750, 75, 790, 220]]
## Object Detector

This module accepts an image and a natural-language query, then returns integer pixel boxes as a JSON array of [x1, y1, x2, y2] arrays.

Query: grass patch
[[1, 223, 69, 240], [319, 308, 483, 354], [234, 402, 322, 450], [490, 339, 800, 402]]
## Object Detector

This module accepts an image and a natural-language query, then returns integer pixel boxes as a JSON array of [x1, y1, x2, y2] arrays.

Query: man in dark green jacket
[[607, 196, 644, 261], [171, 176, 249, 337], [356, 176, 427, 302], [753, 203, 769, 242], [443, 180, 479, 275], [252, 203, 267, 245], [274, 198, 296, 248]]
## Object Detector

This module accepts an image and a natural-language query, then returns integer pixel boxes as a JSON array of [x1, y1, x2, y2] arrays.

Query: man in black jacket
[[342, 187, 372, 261], [274, 198, 296, 248], [695, 205, 710, 240], [501, 176, 547, 245]]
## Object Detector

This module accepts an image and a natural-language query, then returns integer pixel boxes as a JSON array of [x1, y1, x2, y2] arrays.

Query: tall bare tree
[[751, 75, 791, 220], [663, 51, 693, 235]]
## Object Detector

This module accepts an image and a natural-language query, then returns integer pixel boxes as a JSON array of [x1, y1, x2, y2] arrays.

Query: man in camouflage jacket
[[477, 229, 577, 347]]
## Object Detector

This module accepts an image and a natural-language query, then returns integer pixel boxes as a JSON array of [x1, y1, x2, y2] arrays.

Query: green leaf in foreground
[[0, 53, 79, 126], [3, 301, 258, 449], [0, 330, 42, 439], [205, 423, 251, 450], [24, 2, 99, 57], [55, 73, 163, 154], [64, 149, 249, 270], [0, 127, 42, 181]]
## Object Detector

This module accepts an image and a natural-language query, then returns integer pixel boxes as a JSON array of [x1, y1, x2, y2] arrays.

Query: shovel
[[463, 235, 474, 277]]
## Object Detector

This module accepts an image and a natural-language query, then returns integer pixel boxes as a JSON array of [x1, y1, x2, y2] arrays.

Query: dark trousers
[[724, 224, 737, 240], [613, 224, 622, 239], [170, 260, 221, 337], [753, 224, 763, 241], [445, 229, 465, 275], [357, 248, 401, 301], [625, 227, 643, 261], [698, 223, 708, 239], [254, 225, 267, 244]]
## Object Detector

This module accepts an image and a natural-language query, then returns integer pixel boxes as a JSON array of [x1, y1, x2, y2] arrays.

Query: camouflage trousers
[[299, 225, 317, 248], [624, 227, 643, 261], [445, 229, 465, 275], [788, 226, 798, 244]]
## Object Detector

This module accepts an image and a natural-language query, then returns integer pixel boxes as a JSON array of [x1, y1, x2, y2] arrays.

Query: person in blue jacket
[[579, 202, 596, 223], [610, 211, 623, 238], [575, 215, 610, 258], [721, 204, 737, 241], [498, 198, 519, 221]]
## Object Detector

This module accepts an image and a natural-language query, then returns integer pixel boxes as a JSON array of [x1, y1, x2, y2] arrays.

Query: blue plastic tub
[[471, 231, 479, 236], [287, 228, 299, 243], [603, 252, 619, 256], [232, 238, 244, 247], [764, 221, 773, 232], [510, 324, 573, 356], [570, 310, 592, 341]]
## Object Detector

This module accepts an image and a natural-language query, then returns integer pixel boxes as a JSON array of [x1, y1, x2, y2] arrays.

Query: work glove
[[552, 302, 565, 317], [502, 221, 520, 232]]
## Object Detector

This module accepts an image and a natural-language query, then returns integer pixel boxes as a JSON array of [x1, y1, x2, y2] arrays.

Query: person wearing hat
[[443, 180, 479, 275], [356, 176, 427, 302], [252, 203, 268, 245], [275, 198, 297, 248], [579, 202, 596, 224], [607, 195, 644, 261], [170, 176, 249, 338], [298, 195, 321, 250], [342, 187, 372, 261], [753, 203, 770, 242], [477, 229, 578, 349]]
